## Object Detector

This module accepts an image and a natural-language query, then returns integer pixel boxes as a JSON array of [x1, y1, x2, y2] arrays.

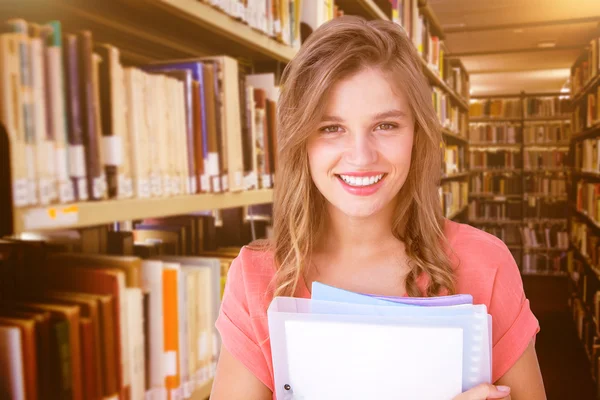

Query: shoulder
[[224, 242, 278, 316], [443, 220, 521, 305]]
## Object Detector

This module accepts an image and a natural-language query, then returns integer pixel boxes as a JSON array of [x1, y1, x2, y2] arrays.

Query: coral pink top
[[215, 220, 540, 396]]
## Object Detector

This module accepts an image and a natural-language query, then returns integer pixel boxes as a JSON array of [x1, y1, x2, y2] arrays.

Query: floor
[[536, 311, 596, 399]]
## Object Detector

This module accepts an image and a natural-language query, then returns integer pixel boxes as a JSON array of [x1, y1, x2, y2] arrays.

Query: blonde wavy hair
[[252, 16, 456, 298]]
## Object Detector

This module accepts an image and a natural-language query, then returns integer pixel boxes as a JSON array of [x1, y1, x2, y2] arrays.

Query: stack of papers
[[268, 282, 492, 400]]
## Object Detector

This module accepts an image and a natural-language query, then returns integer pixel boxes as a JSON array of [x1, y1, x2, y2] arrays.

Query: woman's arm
[[495, 339, 546, 399], [210, 345, 273, 400], [454, 338, 545, 400]]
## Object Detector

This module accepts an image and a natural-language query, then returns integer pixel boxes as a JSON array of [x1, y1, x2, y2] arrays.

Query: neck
[[317, 201, 401, 260]]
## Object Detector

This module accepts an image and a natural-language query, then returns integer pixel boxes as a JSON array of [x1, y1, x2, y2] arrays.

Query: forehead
[[323, 67, 410, 115]]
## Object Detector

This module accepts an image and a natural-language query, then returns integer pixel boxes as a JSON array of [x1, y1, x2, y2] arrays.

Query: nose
[[344, 133, 378, 166]]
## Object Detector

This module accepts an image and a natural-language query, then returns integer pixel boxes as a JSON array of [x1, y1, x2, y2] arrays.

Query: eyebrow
[[320, 109, 408, 122]]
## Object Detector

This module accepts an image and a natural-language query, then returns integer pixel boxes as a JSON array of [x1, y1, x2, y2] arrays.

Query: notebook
[[268, 283, 492, 400]]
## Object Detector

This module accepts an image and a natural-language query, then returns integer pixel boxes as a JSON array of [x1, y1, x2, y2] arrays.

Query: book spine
[[163, 266, 180, 399], [29, 26, 56, 205], [7, 19, 38, 206], [62, 33, 89, 201], [192, 81, 206, 193], [46, 23, 76, 204], [96, 44, 128, 200], [0, 33, 29, 208], [78, 30, 106, 201], [182, 74, 197, 195], [53, 320, 74, 400]]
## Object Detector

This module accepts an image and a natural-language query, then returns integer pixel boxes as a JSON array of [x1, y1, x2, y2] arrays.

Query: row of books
[[522, 252, 567, 275], [523, 149, 568, 170], [468, 123, 520, 144], [523, 174, 567, 196], [575, 182, 600, 225], [390, 0, 469, 100], [469, 98, 521, 119], [477, 225, 521, 246], [523, 121, 571, 144], [575, 138, 600, 173], [523, 197, 567, 219], [433, 87, 467, 137], [469, 172, 521, 195], [573, 83, 600, 133], [523, 97, 570, 118], [468, 200, 522, 221], [570, 36, 600, 96], [0, 237, 246, 400], [571, 219, 600, 265], [440, 181, 468, 218], [520, 223, 569, 250], [469, 151, 521, 170], [1, 19, 279, 209], [442, 145, 465, 176], [570, 295, 600, 382], [199, 0, 315, 49]]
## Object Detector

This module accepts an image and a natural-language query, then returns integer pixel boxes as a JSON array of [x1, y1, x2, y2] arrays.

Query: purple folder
[[311, 281, 473, 307]]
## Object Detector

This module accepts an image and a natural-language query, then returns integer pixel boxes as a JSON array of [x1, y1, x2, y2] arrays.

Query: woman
[[210, 16, 546, 400]]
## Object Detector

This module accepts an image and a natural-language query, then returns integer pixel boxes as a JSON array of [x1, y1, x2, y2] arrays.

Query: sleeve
[[214, 252, 274, 390], [489, 245, 540, 382]]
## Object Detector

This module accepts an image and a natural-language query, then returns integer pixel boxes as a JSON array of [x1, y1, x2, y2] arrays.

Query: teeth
[[339, 174, 384, 187]]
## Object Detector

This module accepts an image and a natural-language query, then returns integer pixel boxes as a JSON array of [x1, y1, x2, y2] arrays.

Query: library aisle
[[0, 0, 599, 399]]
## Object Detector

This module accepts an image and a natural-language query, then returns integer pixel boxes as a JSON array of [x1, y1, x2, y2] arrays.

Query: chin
[[331, 196, 393, 219]]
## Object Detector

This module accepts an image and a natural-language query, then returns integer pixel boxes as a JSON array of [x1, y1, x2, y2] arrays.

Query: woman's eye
[[319, 125, 342, 134], [376, 123, 397, 131]]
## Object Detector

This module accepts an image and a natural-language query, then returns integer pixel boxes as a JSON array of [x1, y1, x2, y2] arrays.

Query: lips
[[335, 173, 387, 196], [337, 173, 385, 187]]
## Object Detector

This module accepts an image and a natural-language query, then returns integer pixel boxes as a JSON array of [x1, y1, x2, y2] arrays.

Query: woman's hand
[[452, 383, 511, 400]]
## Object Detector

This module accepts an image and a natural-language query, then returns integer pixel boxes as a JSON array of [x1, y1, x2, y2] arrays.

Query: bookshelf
[[12, 189, 274, 234], [468, 92, 571, 276], [0, 1, 473, 399], [126, 0, 298, 62]]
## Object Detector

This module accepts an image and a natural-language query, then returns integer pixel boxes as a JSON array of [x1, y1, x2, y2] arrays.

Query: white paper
[[283, 320, 463, 400]]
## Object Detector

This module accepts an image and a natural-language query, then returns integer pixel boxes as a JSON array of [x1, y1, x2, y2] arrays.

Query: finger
[[453, 383, 511, 400]]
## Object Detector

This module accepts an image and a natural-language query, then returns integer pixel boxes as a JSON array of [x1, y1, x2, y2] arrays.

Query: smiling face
[[307, 67, 415, 219]]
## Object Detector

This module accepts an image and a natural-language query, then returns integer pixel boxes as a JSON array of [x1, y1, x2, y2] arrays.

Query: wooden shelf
[[523, 142, 570, 148], [469, 141, 520, 146], [469, 219, 522, 225], [523, 116, 571, 122], [523, 168, 569, 173], [523, 193, 567, 200], [572, 244, 600, 281], [521, 271, 568, 277], [133, 0, 298, 63], [469, 144, 521, 151], [442, 129, 468, 144], [335, 0, 389, 20], [523, 218, 568, 224], [417, 0, 444, 39], [419, 57, 468, 111], [447, 205, 468, 220], [469, 117, 521, 123], [573, 170, 600, 180], [572, 207, 600, 235], [522, 247, 569, 252], [13, 189, 274, 233], [470, 168, 523, 174], [571, 123, 600, 141], [572, 73, 600, 104], [440, 171, 469, 182], [469, 193, 521, 200]]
